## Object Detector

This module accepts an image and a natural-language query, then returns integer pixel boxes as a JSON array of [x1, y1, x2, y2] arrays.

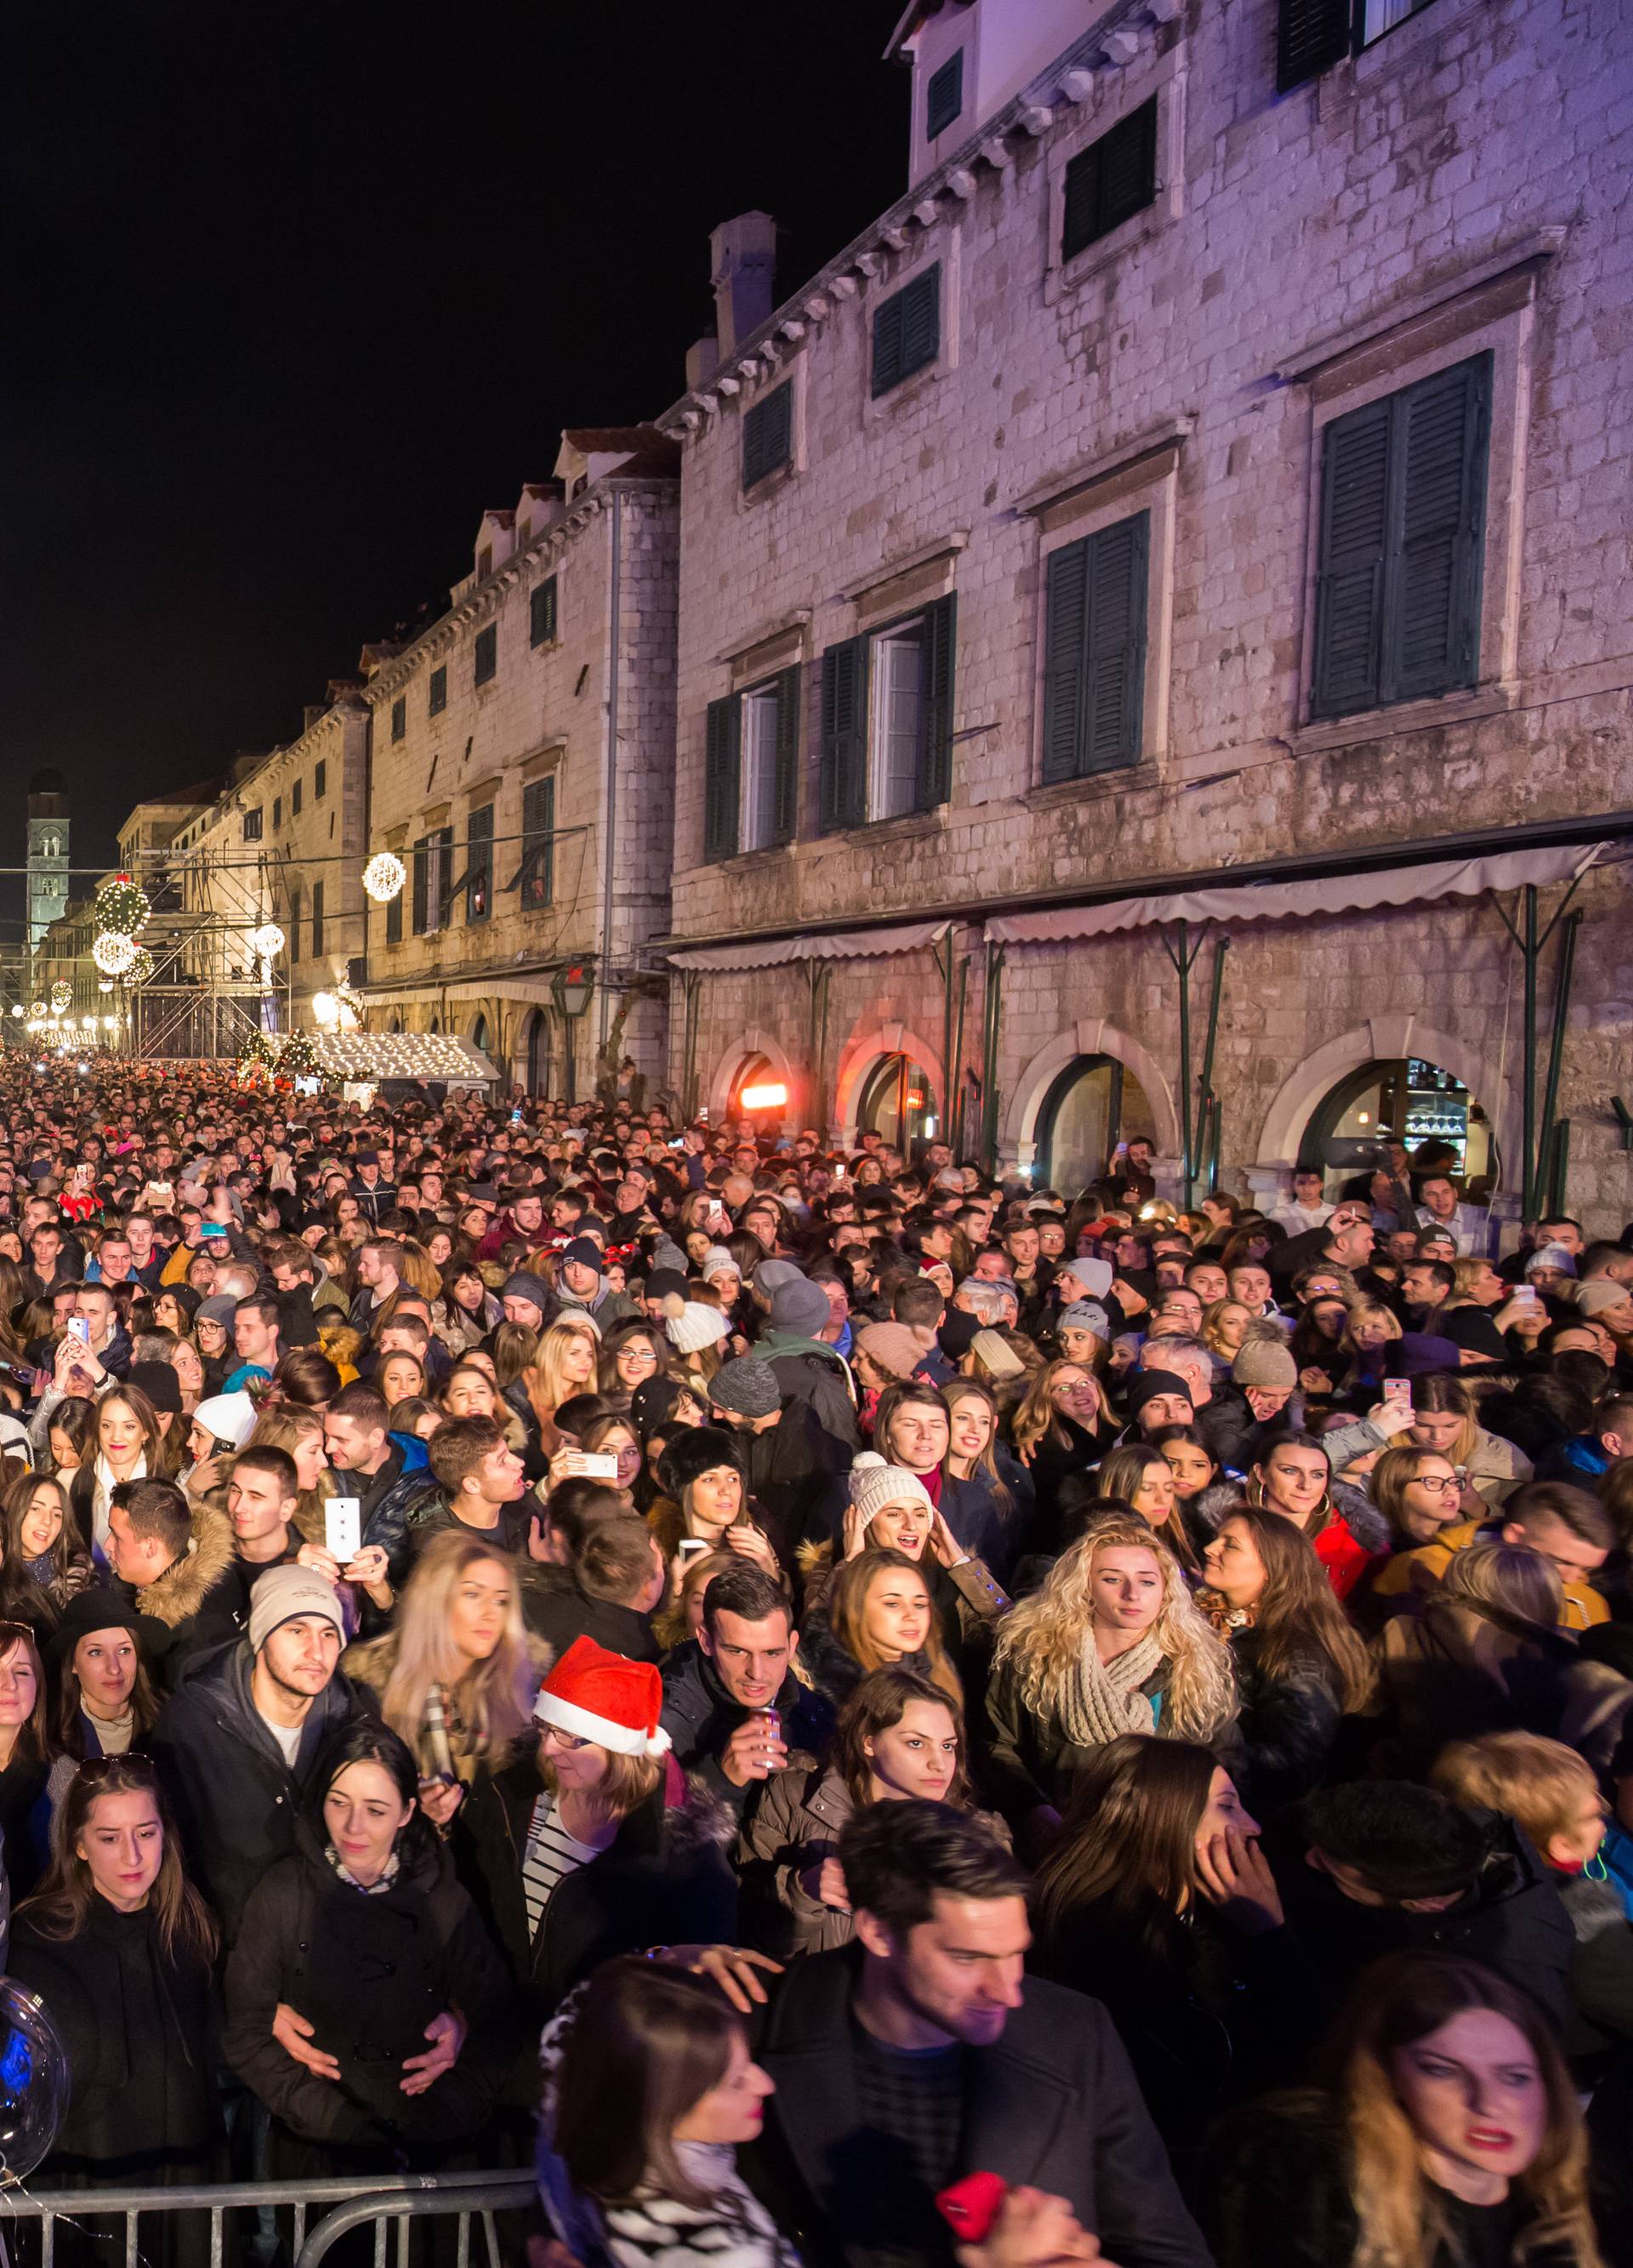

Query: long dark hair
[[0, 1621, 50, 1767], [0, 1472, 86, 1608], [553, 1958, 746, 2212], [1209, 1503, 1374, 1708], [1033, 1735, 1218, 1959], [834, 1665, 970, 1810], [21, 1754, 217, 1964], [54, 1621, 162, 1759]]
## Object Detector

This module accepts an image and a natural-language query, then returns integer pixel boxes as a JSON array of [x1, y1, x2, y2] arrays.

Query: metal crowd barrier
[[0, 2168, 538, 2268]]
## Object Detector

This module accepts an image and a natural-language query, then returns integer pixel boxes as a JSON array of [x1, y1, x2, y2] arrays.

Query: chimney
[[710, 212, 777, 361], [686, 329, 720, 390]]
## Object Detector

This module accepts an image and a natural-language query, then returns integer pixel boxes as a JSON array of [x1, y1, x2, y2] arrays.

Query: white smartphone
[[326, 1496, 362, 1561], [66, 1316, 90, 1346], [571, 1452, 621, 1481], [676, 1537, 711, 1562]]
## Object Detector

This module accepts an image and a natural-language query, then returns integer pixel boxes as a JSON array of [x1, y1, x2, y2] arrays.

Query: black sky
[[0, 0, 908, 932]]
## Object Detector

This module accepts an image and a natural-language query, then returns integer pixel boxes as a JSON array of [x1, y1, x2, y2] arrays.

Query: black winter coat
[[657, 1640, 835, 1821], [1273, 1807, 1575, 2028], [740, 1942, 1212, 2268], [148, 1639, 379, 1943], [9, 1900, 219, 2174], [492, 1756, 738, 2013], [1227, 1623, 1346, 1810], [223, 1819, 514, 2150], [1207, 2093, 1581, 2268], [1029, 1898, 1325, 2190]]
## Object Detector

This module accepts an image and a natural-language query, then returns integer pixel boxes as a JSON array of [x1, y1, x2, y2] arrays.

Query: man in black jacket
[[1276, 1780, 1575, 2027], [728, 1801, 1210, 2268], [150, 1564, 377, 1944], [527, 1513, 665, 1663], [659, 1562, 834, 1824]]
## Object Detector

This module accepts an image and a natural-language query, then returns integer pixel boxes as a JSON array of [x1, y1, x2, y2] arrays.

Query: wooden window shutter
[[819, 638, 868, 830], [1042, 513, 1148, 781], [1084, 511, 1148, 773], [926, 49, 964, 138], [899, 266, 941, 384], [521, 776, 555, 908], [1042, 543, 1090, 782], [436, 825, 455, 929], [390, 696, 406, 742], [1277, 0, 1351, 91], [872, 293, 905, 398], [743, 384, 793, 489], [872, 266, 940, 397], [703, 696, 741, 861], [530, 577, 558, 646], [1061, 99, 1157, 263], [1386, 353, 1491, 704], [412, 842, 429, 935], [1312, 396, 1391, 719], [386, 881, 402, 944], [918, 593, 957, 809], [771, 665, 801, 845]]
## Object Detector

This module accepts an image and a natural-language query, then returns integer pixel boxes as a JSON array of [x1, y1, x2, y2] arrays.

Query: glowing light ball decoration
[[93, 934, 138, 978], [126, 946, 156, 986], [93, 874, 150, 940], [362, 852, 406, 904], [49, 984, 71, 1014], [250, 924, 286, 963]]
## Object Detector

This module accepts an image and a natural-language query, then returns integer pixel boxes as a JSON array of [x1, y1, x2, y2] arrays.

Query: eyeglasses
[[1414, 1473, 1460, 1492], [538, 1723, 591, 1751]]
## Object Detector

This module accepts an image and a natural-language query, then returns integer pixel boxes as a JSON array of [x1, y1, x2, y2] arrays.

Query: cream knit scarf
[[1058, 1631, 1164, 1747]]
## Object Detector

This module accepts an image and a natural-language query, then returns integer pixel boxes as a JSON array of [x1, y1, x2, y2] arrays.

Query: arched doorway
[[1035, 1054, 1157, 1195], [1299, 1055, 1498, 1184], [470, 1014, 491, 1058], [857, 1053, 941, 1154], [726, 1051, 789, 1126], [524, 1009, 551, 1095], [428, 1015, 441, 1035]]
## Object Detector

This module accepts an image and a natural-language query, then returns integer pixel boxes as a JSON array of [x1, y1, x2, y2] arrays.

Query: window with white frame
[[870, 617, 929, 822]]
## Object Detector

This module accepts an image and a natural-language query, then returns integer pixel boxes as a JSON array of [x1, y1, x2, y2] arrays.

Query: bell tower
[[26, 769, 70, 956]]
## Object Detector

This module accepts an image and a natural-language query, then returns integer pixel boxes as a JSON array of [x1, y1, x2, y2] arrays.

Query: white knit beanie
[[848, 1451, 935, 1531], [663, 1293, 731, 1355]]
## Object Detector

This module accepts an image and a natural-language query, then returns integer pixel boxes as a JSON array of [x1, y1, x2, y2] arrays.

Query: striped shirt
[[522, 1793, 600, 1939]]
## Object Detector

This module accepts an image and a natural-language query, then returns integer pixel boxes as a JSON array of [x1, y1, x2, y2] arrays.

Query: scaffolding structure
[[39, 844, 298, 1060]]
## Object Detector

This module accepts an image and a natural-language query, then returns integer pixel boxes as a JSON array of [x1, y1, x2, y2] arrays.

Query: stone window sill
[[1291, 681, 1516, 757]]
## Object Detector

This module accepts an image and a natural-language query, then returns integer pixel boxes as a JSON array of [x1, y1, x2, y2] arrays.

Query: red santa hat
[[532, 1635, 672, 1758]]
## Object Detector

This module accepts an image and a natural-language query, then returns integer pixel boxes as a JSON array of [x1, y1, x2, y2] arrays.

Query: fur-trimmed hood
[[1192, 1475, 1391, 1555], [659, 1755, 737, 1855], [140, 1504, 236, 1629]]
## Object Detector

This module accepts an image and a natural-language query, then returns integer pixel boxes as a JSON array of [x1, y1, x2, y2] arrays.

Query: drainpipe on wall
[[597, 492, 623, 1064]]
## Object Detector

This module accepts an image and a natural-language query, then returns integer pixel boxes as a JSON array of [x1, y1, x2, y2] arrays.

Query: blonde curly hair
[[992, 1514, 1238, 1743]]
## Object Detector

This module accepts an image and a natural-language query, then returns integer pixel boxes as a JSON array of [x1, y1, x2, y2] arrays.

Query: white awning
[[312, 1032, 498, 1083], [984, 843, 1602, 946], [668, 918, 950, 973]]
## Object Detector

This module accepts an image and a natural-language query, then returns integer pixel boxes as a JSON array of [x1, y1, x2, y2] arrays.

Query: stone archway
[[834, 1021, 945, 1148], [707, 1027, 799, 1126], [1255, 1015, 1521, 1174], [1003, 1016, 1182, 1174]]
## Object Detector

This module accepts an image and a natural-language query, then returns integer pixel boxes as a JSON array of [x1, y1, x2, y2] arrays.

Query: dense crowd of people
[[2, 1056, 1632, 2268]]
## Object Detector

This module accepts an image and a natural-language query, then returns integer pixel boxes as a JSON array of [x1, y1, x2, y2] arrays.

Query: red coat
[[1313, 1514, 1386, 1601]]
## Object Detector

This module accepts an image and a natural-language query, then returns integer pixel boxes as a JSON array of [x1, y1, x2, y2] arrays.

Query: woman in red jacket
[[1248, 1433, 1384, 1601]]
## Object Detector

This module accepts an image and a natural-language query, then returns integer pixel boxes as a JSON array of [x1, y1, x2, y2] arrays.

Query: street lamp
[[550, 958, 595, 1106]]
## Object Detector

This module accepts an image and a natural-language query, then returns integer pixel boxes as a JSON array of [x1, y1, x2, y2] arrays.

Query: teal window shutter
[[1042, 512, 1148, 780], [703, 696, 742, 861], [918, 594, 957, 809], [819, 639, 868, 829]]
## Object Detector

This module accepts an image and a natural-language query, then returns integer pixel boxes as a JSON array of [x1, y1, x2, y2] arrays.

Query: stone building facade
[[354, 431, 680, 1098], [657, 0, 1633, 1230]]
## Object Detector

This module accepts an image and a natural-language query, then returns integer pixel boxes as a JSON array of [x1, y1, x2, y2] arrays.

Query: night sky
[[0, 0, 908, 935]]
